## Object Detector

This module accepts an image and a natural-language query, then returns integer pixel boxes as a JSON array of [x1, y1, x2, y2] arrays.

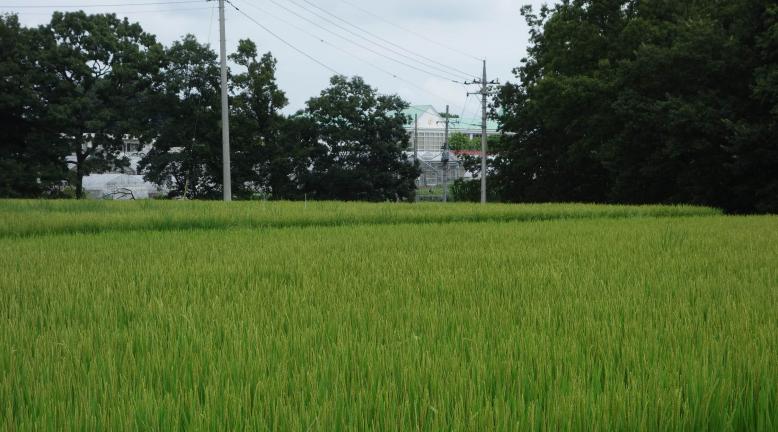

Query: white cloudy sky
[[3, 0, 553, 116]]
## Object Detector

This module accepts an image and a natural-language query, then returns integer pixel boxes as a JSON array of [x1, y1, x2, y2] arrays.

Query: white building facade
[[403, 105, 500, 188]]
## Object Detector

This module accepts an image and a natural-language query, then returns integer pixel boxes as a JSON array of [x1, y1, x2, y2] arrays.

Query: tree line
[[3, 2, 777, 213], [492, 0, 777, 214], [0, 12, 419, 201]]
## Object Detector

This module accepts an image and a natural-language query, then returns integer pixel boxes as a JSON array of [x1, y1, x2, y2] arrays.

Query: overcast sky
[[3, 0, 553, 116]]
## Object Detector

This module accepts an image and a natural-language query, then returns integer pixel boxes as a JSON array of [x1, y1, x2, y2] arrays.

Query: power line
[[225, 0, 341, 75], [456, 94, 472, 123], [283, 0, 467, 82], [260, 0, 461, 84], [4, 6, 213, 15], [233, 0, 464, 112], [337, 0, 483, 62], [296, 0, 476, 80], [457, 122, 490, 128], [255, 0, 456, 83], [0, 1, 202, 8]]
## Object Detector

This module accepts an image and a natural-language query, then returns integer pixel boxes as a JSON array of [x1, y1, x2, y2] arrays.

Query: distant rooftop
[[401, 105, 499, 132]]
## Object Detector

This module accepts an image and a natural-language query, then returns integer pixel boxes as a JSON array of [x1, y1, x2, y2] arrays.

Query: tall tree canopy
[[139, 34, 222, 199], [0, 15, 66, 197], [228, 39, 292, 199], [496, 0, 778, 213], [139, 37, 291, 199], [2, 13, 420, 202], [36, 11, 164, 198], [300, 76, 420, 201]]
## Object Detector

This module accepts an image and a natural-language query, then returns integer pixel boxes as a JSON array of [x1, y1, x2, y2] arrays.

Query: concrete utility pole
[[219, 0, 232, 201], [413, 113, 419, 191], [435, 106, 451, 202], [479, 61, 487, 204], [466, 60, 498, 204], [442, 105, 450, 202], [413, 113, 418, 162]]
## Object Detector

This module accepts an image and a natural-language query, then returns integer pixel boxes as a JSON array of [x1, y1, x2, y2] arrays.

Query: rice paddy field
[[1, 200, 776, 430]]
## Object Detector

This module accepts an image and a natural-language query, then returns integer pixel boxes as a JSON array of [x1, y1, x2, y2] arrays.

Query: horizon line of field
[[0, 206, 723, 239]]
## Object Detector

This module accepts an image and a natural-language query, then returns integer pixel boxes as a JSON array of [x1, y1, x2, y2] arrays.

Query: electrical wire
[[0, 1, 202, 8], [458, 122, 487, 128], [337, 0, 483, 62], [456, 94, 472, 123], [296, 0, 476, 79], [255, 0, 451, 85], [225, 0, 341, 75], [258, 0, 465, 83], [283, 0, 467, 82], [233, 0, 464, 112], [4, 6, 213, 15]]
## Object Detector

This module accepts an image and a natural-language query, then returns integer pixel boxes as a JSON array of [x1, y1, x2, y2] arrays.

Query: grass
[[0, 200, 776, 430]]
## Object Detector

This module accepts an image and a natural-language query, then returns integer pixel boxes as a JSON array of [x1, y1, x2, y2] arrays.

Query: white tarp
[[82, 174, 161, 200]]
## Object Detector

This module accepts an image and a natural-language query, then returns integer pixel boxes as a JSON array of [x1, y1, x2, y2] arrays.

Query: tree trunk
[[75, 151, 84, 199], [75, 168, 83, 199]]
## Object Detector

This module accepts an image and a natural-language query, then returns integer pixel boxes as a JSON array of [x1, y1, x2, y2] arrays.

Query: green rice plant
[[0, 203, 775, 430], [0, 200, 720, 238]]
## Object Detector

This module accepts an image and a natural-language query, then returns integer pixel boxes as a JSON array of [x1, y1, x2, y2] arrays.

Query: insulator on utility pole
[[219, 0, 232, 201]]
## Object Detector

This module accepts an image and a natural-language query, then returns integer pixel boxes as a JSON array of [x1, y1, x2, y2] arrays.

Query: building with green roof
[[401, 105, 500, 188], [402, 105, 499, 152]]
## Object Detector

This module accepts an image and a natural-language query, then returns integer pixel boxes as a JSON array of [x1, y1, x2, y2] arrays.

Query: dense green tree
[[448, 133, 470, 151], [450, 134, 502, 202], [139, 35, 222, 199], [35, 11, 164, 198], [448, 133, 501, 152], [140, 37, 291, 199], [300, 76, 420, 201], [0, 14, 66, 197], [228, 40, 292, 199], [269, 113, 322, 200], [496, 0, 778, 213], [496, 2, 627, 203], [726, 3, 778, 213], [600, 0, 756, 208]]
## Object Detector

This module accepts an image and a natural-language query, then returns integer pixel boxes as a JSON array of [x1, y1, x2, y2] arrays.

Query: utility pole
[[413, 113, 418, 163], [219, 0, 232, 201], [413, 113, 419, 192], [441, 105, 450, 202], [466, 60, 498, 204], [479, 62, 487, 204]]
